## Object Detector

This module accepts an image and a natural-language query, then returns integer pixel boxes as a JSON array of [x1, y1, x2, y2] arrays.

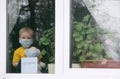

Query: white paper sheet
[[21, 57, 38, 73]]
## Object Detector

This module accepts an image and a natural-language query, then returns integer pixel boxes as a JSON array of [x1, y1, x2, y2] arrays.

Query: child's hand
[[13, 62, 19, 67]]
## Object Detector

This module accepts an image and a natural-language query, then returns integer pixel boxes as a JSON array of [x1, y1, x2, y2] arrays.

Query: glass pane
[[71, 0, 120, 68], [7, 0, 55, 73]]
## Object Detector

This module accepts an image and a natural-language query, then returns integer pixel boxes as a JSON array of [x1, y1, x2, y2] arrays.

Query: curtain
[[8, 0, 29, 33], [83, 0, 120, 60]]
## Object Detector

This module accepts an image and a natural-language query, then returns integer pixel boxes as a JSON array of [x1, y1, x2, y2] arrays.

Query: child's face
[[19, 31, 33, 39], [19, 31, 33, 48]]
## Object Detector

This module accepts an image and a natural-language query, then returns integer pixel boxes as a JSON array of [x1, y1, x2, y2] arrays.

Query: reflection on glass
[[7, 0, 55, 73], [71, 0, 120, 68]]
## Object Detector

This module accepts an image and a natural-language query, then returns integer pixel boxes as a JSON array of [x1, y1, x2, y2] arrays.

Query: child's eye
[[27, 37, 32, 39], [21, 37, 25, 39]]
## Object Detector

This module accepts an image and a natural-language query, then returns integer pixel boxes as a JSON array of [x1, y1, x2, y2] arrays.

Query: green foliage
[[39, 26, 55, 63], [72, 14, 110, 63], [41, 49, 47, 55]]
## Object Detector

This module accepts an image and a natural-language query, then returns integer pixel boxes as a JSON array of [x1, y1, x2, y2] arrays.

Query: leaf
[[73, 52, 77, 56], [76, 44, 82, 48], [41, 49, 47, 55], [40, 37, 46, 42], [75, 36, 83, 42], [87, 28, 96, 34], [81, 31, 85, 35], [39, 37, 45, 45], [85, 24, 91, 29], [78, 50, 82, 54], [83, 15, 90, 22], [86, 35, 93, 40], [39, 37, 50, 46], [74, 22, 83, 31], [95, 43, 104, 52], [43, 41, 49, 45], [73, 31, 79, 38], [79, 56, 86, 62], [89, 44, 94, 50], [86, 52, 93, 56], [76, 50, 82, 55], [86, 40, 92, 44], [43, 38, 50, 45], [49, 56, 55, 63], [83, 43, 88, 48]]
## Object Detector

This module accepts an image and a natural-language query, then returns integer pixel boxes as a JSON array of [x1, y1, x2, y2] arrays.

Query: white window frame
[[0, 0, 120, 79]]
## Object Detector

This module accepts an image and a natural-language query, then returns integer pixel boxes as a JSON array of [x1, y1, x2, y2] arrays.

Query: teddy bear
[[24, 46, 46, 73]]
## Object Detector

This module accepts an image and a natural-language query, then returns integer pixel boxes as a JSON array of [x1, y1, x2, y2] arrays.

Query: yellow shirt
[[12, 47, 26, 63], [12, 47, 42, 63]]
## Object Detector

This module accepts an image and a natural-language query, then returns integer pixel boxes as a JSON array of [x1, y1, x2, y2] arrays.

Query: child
[[12, 27, 45, 72]]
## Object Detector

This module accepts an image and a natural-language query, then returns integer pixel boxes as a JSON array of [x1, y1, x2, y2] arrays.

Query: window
[[70, 0, 120, 69], [7, 0, 55, 74]]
